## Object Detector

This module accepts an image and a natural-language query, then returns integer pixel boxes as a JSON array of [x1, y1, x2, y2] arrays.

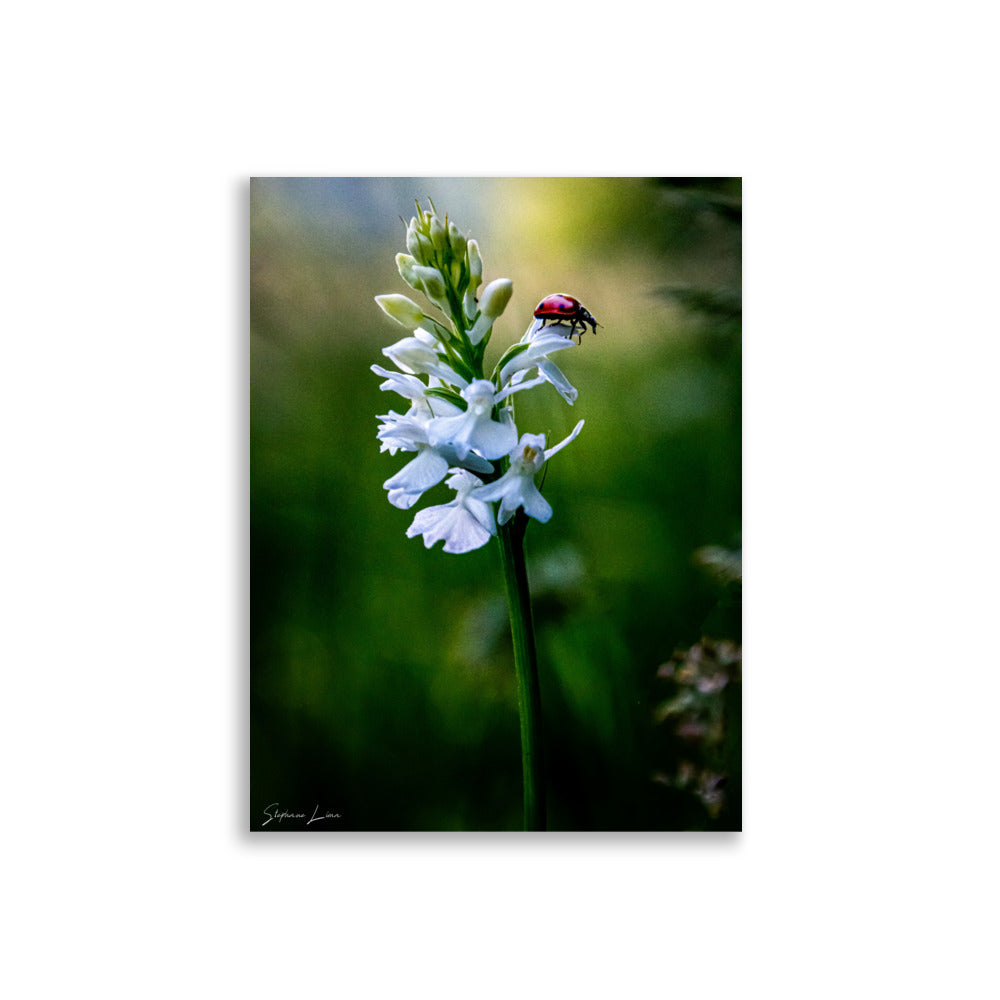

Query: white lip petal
[[404, 471, 496, 554]]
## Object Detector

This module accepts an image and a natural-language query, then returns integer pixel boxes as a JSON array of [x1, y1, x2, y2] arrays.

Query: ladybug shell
[[534, 293, 582, 318]]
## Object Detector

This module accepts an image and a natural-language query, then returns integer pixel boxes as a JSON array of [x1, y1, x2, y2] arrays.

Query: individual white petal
[[523, 316, 577, 342], [535, 359, 578, 404], [387, 485, 422, 509], [527, 328, 576, 350], [543, 419, 585, 460], [494, 373, 548, 404], [382, 335, 468, 388], [487, 475, 550, 525], [443, 523, 492, 553], [442, 468, 481, 493], [498, 329, 578, 405], [370, 364, 431, 401], [376, 410, 429, 453], [519, 483, 553, 522], [519, 328, 577, 355], [441, 511, 495, 553], [493, 486, 521, 525], [472, 474, 508, 503], [482, 473, 551, 525], [426, 411, 466, 452], [450, 449, 495, 475], [427, 380, 517, 461], [381, 336, 434, 373], [470, 416, 518, 459], [475, 468, 521, 509], [521, 318, 546, 341], [433, 439, 496, 475], [405, 470, 497, 553], [406, 505, 453, 544], [413, 326, 442, 349], [464, 495, 498, 535], [406, 504, 493, 553], [372, 367, 466, 425], [466, 312, 493, 346], [383, 449, 450, 508], [428, 411, 514, 461]]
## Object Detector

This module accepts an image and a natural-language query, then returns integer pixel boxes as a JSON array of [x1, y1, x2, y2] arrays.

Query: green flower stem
[[496, 510, 546, 831]]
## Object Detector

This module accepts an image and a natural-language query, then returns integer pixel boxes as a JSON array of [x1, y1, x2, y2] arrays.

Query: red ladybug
[[533, 293, 599, 341]]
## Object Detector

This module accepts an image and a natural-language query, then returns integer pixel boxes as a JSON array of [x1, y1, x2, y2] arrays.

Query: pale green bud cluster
[[405, 201, 468, 270], [384, 200, 514, 368]]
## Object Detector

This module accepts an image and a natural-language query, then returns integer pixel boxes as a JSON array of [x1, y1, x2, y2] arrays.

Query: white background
[[2, 2, 997, 996]]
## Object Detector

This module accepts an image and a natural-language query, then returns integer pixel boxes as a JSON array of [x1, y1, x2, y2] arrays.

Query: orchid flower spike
[[373, 202, 596, 554]]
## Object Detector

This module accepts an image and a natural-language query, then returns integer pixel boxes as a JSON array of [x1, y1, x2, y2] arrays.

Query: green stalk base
[[497, 512, 546, 831]]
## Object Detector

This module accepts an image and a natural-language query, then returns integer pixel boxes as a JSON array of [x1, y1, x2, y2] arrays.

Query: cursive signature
[[307, 806, 342, 825], [262, 803, 343, 827]]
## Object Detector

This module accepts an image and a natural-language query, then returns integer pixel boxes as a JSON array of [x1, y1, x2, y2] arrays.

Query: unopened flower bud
[[464, 240, 484, 321], [479, 278, 513, 319], [448, 222, 467, 259], [412, 264, 446, 302], [467, 239, 483, 284], [396, 253, 421, 290], [375, 293, 425, 330], [430, 214, 448, 253], [405, 219, 422, 260], [466, 278, 514, 346]]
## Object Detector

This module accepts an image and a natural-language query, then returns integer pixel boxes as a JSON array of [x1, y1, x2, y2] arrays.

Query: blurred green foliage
[[250, 177, 741, 831]]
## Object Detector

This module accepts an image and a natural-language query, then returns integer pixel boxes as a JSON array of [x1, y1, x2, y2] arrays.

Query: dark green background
[[250, 177, 741, 831]]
